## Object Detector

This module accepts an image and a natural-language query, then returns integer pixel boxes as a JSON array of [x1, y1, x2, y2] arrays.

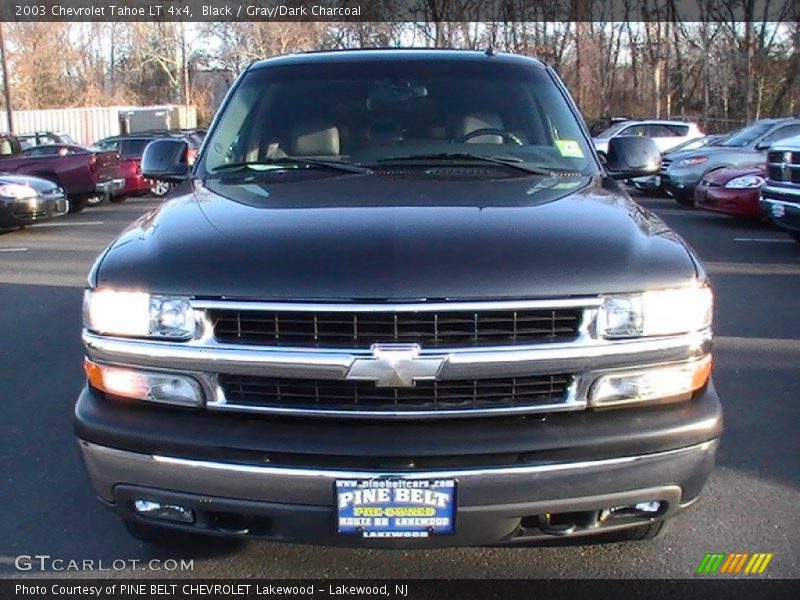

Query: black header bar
[[2, 0, 798, 23]]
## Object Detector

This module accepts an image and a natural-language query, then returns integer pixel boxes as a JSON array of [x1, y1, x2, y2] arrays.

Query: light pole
[[0, 23, 12, 133]]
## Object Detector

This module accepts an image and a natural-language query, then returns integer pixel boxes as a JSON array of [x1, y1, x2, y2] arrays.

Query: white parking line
[[734, 238, 794, 243], [0, 247, 28, 252], [36, 221, 104, 227]]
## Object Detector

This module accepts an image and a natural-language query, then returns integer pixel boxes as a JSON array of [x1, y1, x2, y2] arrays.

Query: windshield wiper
[[211, 157, 371, 174], [375, 153, 578, 176]]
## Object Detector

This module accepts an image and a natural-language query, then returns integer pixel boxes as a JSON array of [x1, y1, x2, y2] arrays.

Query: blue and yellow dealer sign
[[336, 479, 456, 538]]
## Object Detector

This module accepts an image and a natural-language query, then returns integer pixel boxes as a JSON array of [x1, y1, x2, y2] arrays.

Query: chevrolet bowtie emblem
[[346, 343, 445, 387]]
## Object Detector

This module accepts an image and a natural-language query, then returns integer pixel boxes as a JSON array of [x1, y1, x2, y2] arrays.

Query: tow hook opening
[[520, 500, 666, 537]]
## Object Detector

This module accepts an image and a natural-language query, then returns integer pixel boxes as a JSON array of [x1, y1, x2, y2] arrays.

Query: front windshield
[[200, 58, 595, 177], [721, 122, 772, 148]]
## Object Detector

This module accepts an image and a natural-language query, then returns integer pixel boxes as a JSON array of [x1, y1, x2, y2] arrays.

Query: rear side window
[[119, 139, 151, 157], [650, 124, 688, 137], [762, 124, 800, 145]]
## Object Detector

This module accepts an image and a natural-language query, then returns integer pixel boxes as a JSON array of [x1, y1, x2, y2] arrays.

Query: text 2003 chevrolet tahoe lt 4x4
[[75, 50, 721, 547]]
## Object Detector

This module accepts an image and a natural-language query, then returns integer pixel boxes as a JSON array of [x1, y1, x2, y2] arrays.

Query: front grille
[[767, 150, 800, 184], [219, 373, 573, 414], [659, 158, 671, 175], [767, 165, 784, 181], [12, 210, 48, 219], [209, 308, 583, 348]]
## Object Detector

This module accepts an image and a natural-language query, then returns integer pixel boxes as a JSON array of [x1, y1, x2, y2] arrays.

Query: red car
[[96, 134, 201, 198], [695, 165, 767, 219]]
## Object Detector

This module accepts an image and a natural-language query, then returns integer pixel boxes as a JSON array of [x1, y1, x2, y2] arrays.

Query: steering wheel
[[453, 128, 524, 146]]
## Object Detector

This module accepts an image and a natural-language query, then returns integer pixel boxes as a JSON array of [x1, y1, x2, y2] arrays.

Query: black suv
[[76, 50, 721, 547]]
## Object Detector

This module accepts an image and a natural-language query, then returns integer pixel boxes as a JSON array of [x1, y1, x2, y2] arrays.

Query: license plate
[[336, 479, 456, 538]]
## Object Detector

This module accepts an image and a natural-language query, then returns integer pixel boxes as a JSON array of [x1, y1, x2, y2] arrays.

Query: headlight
[[724, 175, 765, 189], [83, 289, 195, 339], [597, 284, 712, 338], [0, 183, 37, 199], [675, 156, 708, 167]]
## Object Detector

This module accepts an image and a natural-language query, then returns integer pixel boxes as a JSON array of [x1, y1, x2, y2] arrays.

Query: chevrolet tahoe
[[75, 50, 721, 548]]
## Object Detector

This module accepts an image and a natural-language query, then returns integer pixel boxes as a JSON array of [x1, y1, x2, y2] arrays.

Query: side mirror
[[755, 141, 771, 151], [604, 136, 661, 179], [141, 139, 190, 182]]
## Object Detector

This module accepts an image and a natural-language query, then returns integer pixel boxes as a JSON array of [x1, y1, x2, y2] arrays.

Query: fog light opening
[[599, 500, 665, 522], [133, 499, 194, 524]]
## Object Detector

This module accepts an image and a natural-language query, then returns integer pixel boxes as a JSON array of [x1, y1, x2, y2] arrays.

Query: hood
[[93, 172, 700, 300], [668, 144, 759, 160], [0, 173, 61, 194]]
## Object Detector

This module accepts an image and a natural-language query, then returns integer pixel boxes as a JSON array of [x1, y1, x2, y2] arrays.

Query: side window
[[22, 147, 43, 157], [620, 124, 648, 137], [762, 125, 800, 145], [668, 125, 689, 137], [96, 139, 119, 151], [646, 124, 674, 137]]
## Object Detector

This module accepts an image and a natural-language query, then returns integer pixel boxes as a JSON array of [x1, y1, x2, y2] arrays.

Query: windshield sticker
[[555, 140, 584, 158]]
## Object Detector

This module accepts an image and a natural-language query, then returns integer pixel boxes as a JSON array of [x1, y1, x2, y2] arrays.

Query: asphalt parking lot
[[0, 193, 798, 579]]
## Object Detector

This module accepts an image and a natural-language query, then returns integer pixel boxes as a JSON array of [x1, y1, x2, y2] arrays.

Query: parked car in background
[[661, 117, 800, 206], [95, 136, 169, 199], [0, 173, 68, 230], [760, 135, 800, 244], [17, 131, 76, 150], [0, 135, 122, 213], [629, 134, 728, 194], [96, 130, 202, 197], [695, 165, 767, 219], [593, 119, 703, 156]]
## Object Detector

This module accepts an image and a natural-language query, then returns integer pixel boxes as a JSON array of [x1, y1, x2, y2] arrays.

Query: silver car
[[0, 174, 68, 230], [661, 118, 800, 206]]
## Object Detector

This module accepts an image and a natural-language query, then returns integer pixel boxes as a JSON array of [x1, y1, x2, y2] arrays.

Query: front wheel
[[149, 180, 172, 197], [109, 194, 128, 204], [790, 232, 800, 245], [86, 192, 110, 207], [673, 191, 695, 207], [68, 196, 87, 214]]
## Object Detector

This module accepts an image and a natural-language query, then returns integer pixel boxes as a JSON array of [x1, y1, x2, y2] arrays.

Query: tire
[[86, 192, 111, 206], [109, 194, 128, 204], [150, 180, 172, 197], [123, 519, 200, 547], [790, 232, 800, 245], [68, 196, 87, 214], [673, 191, 695, 207]]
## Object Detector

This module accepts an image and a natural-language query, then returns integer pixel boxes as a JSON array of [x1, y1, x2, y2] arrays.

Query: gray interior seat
[[291, 120, 340, 156], [454, 112, 505, 144]]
